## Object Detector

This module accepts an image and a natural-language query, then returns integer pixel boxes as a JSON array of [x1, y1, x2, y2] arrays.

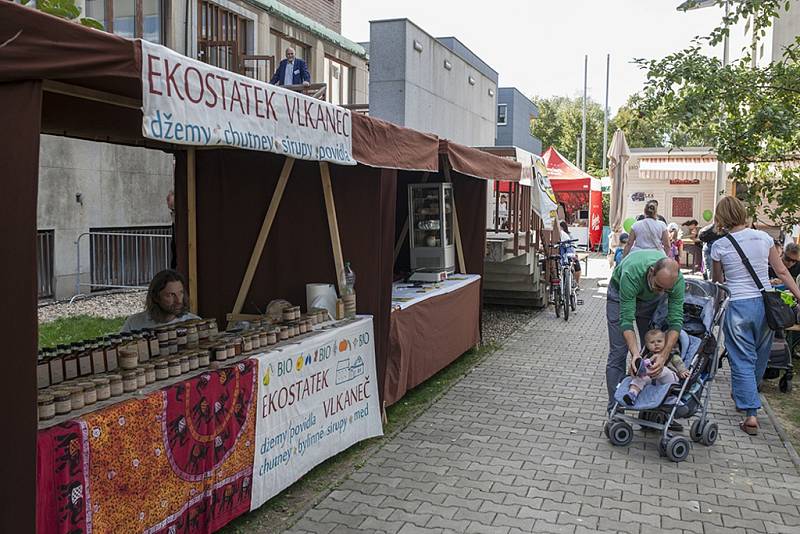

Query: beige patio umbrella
[[606, 129, 631, 254]]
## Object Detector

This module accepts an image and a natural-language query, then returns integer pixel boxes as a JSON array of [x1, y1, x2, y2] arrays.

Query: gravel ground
[[38, 291, 146, 323], [481, 304, 537, 346]]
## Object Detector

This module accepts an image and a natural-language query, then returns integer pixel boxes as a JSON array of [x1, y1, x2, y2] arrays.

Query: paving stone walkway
[[288, 286, 800, 534]]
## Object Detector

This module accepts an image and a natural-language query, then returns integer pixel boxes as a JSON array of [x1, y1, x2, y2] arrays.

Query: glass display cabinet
[[408, 182, 455, 273]]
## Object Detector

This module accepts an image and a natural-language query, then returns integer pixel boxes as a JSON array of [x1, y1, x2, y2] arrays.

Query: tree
[[19, 0, 103, 30], [633, 0, 800, 229], [614, 94, 715, 149], [530, 95, 607, 176]]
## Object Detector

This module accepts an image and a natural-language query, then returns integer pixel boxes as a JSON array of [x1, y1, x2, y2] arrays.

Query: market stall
[[383, 141, 522, 405], [542, 146, 603, 249], [0, 4, 444, 532]]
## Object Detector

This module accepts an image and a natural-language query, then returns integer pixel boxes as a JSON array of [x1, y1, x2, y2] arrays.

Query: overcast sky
[[341, 0, 730, 114]]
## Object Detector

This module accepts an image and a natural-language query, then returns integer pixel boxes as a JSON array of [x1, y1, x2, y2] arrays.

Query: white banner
[[533, 158, 558, 227], [250, 316, 382, 509], [139, 40, 355, 165]]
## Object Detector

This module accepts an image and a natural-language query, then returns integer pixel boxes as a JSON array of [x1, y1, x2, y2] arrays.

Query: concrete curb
[[761, 392, 800, 472]]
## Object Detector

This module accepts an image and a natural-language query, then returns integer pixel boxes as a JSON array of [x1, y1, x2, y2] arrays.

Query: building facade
[[367, 19, 498, 146], [38, 0, 368, 300], [495, 87, 541, 155]]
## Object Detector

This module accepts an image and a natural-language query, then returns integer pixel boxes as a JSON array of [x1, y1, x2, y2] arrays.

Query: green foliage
[[22, 0, 104, 31], [601, 193, 610, 227], [614, 94, 715, 148], [39, 315, 125, 349], [635, 0, 800, 230], [530, 95, 607, 175]]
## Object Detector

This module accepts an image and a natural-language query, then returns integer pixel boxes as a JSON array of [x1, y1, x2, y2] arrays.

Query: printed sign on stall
[[139, 40, 354, 165], [250, 317, 382, 509]]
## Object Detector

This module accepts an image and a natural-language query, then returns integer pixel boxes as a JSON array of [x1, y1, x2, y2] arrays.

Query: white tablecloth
[[391, 274, 482, 311]]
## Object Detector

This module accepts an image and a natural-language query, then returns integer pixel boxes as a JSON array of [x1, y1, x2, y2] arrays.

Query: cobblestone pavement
[[288, 286, 800, 534]]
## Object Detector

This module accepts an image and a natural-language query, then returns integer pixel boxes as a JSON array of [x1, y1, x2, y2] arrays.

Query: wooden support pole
[[513, 182, 520, 254], [187, 148, 198, 313], [442, 161, 466, 274], [231, 157, 295, 316], [494, 182, 500, 232], [320, 162, 346, 296], [393, 172, 429, 264]]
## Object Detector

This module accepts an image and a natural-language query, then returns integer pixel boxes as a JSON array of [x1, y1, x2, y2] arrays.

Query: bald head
[[650, 258, 680, 293], [285, 47, 296, 61]]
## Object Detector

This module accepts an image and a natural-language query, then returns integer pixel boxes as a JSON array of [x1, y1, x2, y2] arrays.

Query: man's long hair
[[146, 269, 189, 323]]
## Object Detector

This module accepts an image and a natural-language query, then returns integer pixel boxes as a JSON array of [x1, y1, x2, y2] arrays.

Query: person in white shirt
[[623, 200, 670, 258], [711, 196, 800, 435]]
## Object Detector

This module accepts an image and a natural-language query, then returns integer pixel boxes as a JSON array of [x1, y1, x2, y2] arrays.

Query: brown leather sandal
[[739, 420, 759, 436]]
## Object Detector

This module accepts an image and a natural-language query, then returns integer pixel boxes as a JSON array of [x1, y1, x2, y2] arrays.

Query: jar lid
[[67, 385, 84, 394], [179, 356, 189, 362], [154, 361, 169, 369], [135, 368, 145, 375], [106, 373, 123, 381], [168, 360, 181, 367], [92, 377, 110, 385], [121, 370, 137, 379], [142, 363, 155, 370], [77, 381, 96, 391], [51, 389, 71, 401], [38, 392, 54, 404]]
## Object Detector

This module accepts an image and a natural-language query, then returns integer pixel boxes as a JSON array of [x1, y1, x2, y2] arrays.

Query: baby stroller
[[605, 279, 731, 462]]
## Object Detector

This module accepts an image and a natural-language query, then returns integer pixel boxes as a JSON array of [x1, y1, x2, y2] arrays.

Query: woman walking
[[710, 196, 800, 435], [623, 200, 670, 258]]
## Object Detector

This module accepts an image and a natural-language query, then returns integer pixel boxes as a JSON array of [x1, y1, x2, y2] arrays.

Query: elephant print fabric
[[37, 360, 258, 534]]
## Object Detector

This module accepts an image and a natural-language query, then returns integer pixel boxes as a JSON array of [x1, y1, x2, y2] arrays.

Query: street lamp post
[[678, 0, 730, 207]]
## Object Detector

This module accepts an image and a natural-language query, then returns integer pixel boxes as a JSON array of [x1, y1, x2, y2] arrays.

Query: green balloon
[[623, 218, 635, 232], [703, 209, 713, 222]]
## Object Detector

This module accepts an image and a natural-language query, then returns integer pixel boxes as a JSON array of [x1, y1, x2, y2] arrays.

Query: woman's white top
[[710, 228, 773, 301], [630, 218, 667, 253]]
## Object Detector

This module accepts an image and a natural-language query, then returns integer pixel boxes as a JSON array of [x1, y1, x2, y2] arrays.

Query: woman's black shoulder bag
[[725, 233, 796, 330]]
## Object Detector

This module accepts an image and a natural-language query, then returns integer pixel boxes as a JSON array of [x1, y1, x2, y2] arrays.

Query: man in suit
[[270, 47, 310, 86]]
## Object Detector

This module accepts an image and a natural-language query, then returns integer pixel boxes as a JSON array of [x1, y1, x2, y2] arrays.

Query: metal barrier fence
[[37, 230, 55, 299], [74, 228, 173, 297]]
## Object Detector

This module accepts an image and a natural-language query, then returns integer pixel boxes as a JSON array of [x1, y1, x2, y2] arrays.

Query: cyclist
[[559, 221, 581, 289]]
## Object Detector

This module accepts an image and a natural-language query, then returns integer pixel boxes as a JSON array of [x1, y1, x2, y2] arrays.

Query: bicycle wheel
[[554, 287, 561, 318], [562, 267, 570, 321]]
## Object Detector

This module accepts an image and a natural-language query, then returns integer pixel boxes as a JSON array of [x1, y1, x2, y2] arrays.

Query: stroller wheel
[[608, 421, 633, 446], [603, 421, 610, 438], [780, 374, 792, 393], [701, 422, 719, 446], [690, 419, 705, 443], [658, 438, 668, 457], [666, 436, 691, 462]]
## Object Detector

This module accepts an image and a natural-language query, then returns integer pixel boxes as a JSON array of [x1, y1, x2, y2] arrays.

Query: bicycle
[[547, 238, 579, 321]]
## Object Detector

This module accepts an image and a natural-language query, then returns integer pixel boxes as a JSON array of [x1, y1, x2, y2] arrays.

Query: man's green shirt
[[610, 250, 685, 334]]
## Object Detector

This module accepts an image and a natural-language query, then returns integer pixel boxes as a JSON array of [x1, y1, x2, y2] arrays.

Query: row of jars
[[37, 319, 219, 390], [38, 348, 214, 421]]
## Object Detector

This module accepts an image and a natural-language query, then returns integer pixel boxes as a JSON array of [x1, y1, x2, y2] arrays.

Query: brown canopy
[[439, 139, 523, 182]]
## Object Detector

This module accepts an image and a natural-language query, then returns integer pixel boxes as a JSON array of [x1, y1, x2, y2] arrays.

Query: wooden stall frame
[[228, 156, 296, 322], [441, 159, 467, 275], [227, 159, 349, 323], [187, 148, 198, 313]]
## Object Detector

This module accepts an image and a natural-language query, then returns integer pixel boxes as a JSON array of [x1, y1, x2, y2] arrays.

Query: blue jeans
[[723, 297, 774, 417]]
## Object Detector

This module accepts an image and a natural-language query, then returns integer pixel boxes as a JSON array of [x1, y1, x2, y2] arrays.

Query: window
[[497, 104, 508, 125], [324, 56, 352, 105], [199, 0, 248, 74], [672, 197, 694, 218], [84, 0, 163, 43]]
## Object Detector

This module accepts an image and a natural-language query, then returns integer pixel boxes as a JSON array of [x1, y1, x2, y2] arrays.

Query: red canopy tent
[[542, 146, 603, 248]]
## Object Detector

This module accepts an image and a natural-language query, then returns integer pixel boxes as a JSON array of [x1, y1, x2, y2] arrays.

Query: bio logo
[[277, 358, 293, 377]]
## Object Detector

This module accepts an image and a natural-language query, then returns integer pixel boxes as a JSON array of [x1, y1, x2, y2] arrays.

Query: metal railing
[[37, 230, 55, 299], [74, 228, 172, 298]]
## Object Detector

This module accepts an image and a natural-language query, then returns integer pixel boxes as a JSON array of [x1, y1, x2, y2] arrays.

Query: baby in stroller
[[623, 329, 690, 406]]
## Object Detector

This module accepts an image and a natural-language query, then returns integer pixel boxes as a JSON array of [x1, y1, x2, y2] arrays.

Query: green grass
[[39, 315, 126, 349], [219, 341, 499, 534]]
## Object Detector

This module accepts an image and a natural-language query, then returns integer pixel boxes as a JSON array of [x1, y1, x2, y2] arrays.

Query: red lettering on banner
[[265, 90, 277, 120], [146, 54, 163, 96], [217, 74, 229, 111], [316, 105, 327, 132], [239, 81, 253, 115], [230, 81, 245, 114], [164, 59, 183, 100], [254, 86, 265, 118], [184, 66, 204, 104], [284, 94, 298, 124], [322, 376, 370, 417], [204, 72, 218, 108], [324, 107, 336, 133], [261, 369, 330, 418], [303, 100, 318, 129]]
